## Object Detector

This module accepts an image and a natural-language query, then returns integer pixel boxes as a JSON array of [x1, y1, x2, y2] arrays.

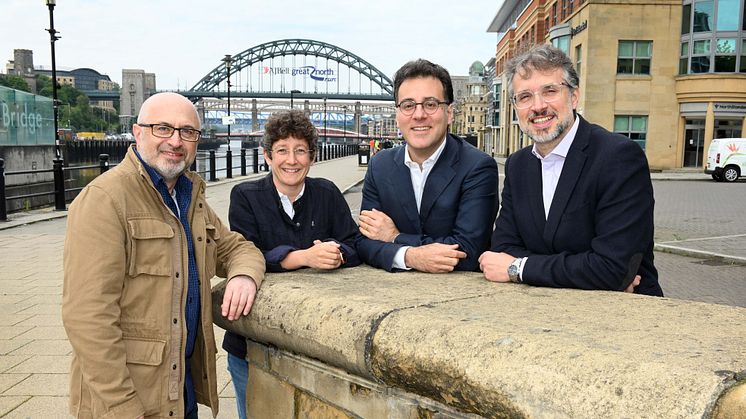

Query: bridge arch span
[[190, 39, 394, 97]]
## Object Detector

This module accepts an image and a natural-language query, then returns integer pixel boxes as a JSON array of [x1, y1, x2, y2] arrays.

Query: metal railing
[[1, 143, 361, 221]]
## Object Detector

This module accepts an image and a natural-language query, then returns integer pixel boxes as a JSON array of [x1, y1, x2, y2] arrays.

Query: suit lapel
[[543, 117, 590, 245], [525, 154, 547, 235], [390, 147, 421, 232], [420, 136, 457, 221]]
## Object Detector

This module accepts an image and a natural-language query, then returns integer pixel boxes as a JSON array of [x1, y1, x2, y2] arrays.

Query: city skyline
[[1, 0, 502, 90]]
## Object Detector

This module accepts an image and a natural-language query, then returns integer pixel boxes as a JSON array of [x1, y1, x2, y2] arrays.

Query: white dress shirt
[[519, 117, 580, 278], [278, 184, 305, 219], [391, 137, 448, 269]]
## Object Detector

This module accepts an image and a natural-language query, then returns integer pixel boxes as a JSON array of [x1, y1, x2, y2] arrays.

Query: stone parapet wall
[[212, 266, 746, 418]]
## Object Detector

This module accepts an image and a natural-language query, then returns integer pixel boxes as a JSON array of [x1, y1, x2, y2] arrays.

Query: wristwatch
[[507, 258, 523, 283]]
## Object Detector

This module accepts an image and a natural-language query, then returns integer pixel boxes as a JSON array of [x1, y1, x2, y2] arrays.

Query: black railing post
[[241, 149, 247, 176], [53, 157, 65, 210], [252, 148, 259, 174], [226, 149, 233, 179], [0, 158, 6, 222], [99, 154, 110, 174], [209, 150, 217, 181]]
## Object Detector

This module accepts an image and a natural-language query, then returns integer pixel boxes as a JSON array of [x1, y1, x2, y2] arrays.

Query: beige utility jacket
[[62, 147, 265, 418]]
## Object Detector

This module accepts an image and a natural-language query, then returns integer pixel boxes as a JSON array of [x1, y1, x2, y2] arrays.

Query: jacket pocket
[[124, 337, 166, 415], [205, 223, 220, 279], [127, 218, 174, 277]]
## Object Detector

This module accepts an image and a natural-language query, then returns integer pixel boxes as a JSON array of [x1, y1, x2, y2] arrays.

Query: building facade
[[452, 61, 489, 147], [487, 0, 746, 169], [120, 69, 156, 132], [6, 49, 118, 111]]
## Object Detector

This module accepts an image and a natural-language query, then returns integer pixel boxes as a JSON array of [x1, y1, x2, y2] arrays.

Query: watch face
[[508, 265, 518, 275]]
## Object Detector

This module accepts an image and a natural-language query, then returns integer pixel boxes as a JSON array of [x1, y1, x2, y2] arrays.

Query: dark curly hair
[[263, 109, 318, 157]]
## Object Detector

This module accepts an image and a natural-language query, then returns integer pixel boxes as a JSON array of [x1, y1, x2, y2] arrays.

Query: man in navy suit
[[479, 45, 663, 296], [357, 59, 499, 273]]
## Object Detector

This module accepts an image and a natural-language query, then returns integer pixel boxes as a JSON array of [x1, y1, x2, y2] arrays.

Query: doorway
[[683, 120, 705, 167]]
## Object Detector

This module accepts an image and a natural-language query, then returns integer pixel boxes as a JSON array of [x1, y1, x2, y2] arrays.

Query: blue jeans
[[227, 352, 248, 419]]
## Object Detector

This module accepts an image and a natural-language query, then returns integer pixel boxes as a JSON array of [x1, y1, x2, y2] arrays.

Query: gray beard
[[527, 115, 572, 144]]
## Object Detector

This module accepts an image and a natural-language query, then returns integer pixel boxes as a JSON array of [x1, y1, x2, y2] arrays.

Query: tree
[[36, 75, 120, 133], [0, 74, 31, 92]]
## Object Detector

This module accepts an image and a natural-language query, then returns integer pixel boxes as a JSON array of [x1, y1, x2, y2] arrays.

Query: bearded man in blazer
[[356, 59, 499, 273], [479, 45, 663, 296]]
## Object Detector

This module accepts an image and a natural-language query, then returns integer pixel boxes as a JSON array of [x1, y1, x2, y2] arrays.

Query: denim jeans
[[227, 352, 249, 419]]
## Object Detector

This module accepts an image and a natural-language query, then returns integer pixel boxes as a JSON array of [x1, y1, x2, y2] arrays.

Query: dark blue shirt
[[222, 174, 361, 358], [135, 150, 200, 416]]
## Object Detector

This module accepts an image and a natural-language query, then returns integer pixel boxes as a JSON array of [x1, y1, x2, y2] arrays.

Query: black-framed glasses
[[396, 99, 449, 116], [137, 123, 202, 142], [511, 83, 572, 109]]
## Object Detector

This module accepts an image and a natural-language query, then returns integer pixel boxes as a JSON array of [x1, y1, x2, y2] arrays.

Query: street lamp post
[[45, 0, 66, 211], [222, 54, 233, 178], [323, 97, 328, 144], [342, 105, 348, 144], [290, 89, 301, 109], [45, 0, 61, 159]]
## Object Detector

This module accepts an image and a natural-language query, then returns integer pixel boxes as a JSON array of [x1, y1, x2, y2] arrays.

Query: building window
[[680, 42, 689, 74], [553, 35, 571, 54], [575, 44, 582, 79], [617, 41, 652, 74], [716, 0, 740, 31], [552, 2, 558, 26], [741, 40, 746, 72], [545, 17, 551, 31], [691, 39, 711, 72], [614, 115, 648, 150], [693, 0, 714, 32], [715, 38, 737, 71], [569, 0, 574, 14], [561, 0, 567, 19], [682, 3, 692, 34]]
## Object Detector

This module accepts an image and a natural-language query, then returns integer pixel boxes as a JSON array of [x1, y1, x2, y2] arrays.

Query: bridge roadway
[[0, 155, 744, 417]]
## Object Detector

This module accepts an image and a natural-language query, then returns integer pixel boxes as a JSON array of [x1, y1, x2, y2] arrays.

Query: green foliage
[[36, 75, 120, 133], [0, 74, 31, 92]]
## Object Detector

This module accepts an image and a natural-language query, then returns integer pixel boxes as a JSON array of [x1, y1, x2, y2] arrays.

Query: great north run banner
[[0, 86, 55, 146]]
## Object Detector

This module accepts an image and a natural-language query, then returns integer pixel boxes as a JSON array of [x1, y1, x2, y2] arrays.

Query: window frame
[[613, 115, 648, 150], [617, 40, 653, 75]]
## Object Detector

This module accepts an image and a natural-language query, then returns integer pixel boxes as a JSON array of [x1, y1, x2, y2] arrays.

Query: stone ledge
[[212, 265, 746, 418]]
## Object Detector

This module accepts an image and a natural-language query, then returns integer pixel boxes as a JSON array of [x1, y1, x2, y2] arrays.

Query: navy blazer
[[356, 134, 499, 271], [491, 116, 663, 296]]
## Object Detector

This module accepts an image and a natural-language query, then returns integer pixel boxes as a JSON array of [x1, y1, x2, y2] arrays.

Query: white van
[[705, 138, 746, 182]]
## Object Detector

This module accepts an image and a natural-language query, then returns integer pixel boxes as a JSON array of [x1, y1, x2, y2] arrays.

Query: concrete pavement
[[0, 154, 744, 417], [0, 156, 366, 418]]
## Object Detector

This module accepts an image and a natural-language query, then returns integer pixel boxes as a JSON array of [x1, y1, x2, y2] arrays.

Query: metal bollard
[[252, 148, 259, 174], [226, 149, 233, 179], [0, 158, 6, 222], [53, 157, 66, 211], [241, 149, 247, 176], [209, 150, 217, 181], [99, 154, 110, 174]]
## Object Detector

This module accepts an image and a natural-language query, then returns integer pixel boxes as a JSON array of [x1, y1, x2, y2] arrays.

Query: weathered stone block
[[247, 364, 294, 419]]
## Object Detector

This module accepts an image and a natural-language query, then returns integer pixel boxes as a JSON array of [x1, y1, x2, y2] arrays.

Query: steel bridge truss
[[189, 39, 394, 100]]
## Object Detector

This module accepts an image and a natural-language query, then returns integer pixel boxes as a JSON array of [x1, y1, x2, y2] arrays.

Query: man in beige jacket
[[62, 92, 265, 419]]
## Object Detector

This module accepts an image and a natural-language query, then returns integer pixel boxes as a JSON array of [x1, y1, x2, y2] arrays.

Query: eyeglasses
[[137, 123, 202, 142], [271, 147, 311, 158], [396, 99, 449, 116], [511, 83, 572, 109]]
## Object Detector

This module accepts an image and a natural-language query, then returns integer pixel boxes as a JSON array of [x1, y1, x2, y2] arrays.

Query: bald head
[[132, 92, 201, 190], [137, 92, 200, 128]]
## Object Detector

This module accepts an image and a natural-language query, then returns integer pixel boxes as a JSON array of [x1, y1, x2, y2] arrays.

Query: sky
[[1, 0, 504, 91]]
